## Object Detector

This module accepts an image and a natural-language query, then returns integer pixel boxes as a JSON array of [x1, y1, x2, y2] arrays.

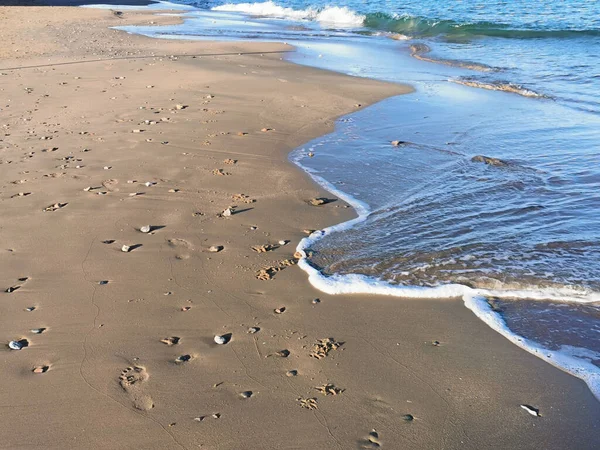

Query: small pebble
[[208, 245, 223, 253], [121, 245, 131, 253], [312, 298, 321, 304], [30, 328, 46, 334], [274, 307, 286, 314], [248, 327, 260, 334], [278, 240, 288, 246], [33, 365, 49, 374], [286, 370, 298, 377], [402, 414, 414, 422], [240, 391, 253, 399], [140, 225, 151, 233]]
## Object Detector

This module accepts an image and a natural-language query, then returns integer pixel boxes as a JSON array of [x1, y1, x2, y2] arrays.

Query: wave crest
[[212, 1, 365, 27], [450, 77, 549, 98]]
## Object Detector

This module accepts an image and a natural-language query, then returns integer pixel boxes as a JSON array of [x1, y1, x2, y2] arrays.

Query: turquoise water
[[106, 1, 600, 397]]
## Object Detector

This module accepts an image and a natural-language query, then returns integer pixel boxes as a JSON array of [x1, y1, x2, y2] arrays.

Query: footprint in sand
[[119, 366, 154, 411], [102, 179, 119, 192], [167, 238, 193, 260], [167, 238, 193, 250]]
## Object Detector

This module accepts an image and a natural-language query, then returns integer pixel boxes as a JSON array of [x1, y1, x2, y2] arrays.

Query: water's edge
[[291, 151, 600, 400]]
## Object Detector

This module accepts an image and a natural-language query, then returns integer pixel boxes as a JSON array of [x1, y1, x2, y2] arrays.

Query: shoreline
[[1, 3, 600, 449]]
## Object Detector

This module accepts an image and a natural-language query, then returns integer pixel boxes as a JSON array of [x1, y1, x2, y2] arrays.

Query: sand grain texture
[[1, 2, 599, 449]]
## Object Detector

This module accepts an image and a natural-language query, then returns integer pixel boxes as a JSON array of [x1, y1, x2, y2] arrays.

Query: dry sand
[[1, 3, 599, 449]]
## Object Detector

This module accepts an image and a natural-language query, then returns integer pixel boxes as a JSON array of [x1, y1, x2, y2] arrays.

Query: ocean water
[[97, 0, 600, 398]]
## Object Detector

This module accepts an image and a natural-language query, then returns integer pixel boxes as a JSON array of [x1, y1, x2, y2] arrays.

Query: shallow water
[[99, 0, 600, 398]]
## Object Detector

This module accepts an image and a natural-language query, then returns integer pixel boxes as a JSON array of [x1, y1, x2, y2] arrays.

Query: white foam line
[[81, 1, 195, 11], [292, 148, 600, 400]]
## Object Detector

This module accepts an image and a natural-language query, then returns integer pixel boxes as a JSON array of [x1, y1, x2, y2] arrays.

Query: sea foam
[[213, 1, 365, 27]]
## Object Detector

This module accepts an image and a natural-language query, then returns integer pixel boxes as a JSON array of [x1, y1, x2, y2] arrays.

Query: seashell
[[175, 104, 187, 110], [208, 245, 223, 253], [286, 370, 298, 377], [25, 306, 36, 312], [247, 327, 260, 334], [83, 186, 92, 192], [274, 307, 286, 314], [30, 328, 46, 334], [520, 404, 541, 417], [212, 413, 221, 419], [8, 339, 28, 350], [312, 298, 320, 304], [121, 245, 131, 253], [402, 414, 414, 422], [240, 391, 253, 399], [175, 354, 191, 363], [222, 208, 233, 217], [139, 225, 151, 233], [33, 365, 49, 374], [160, 336, 180, 346], [309, 197, 327, 206], [278, 240, 288, 246], [99, 280, 109, 285], [214, 334, 231, 345], [144, 181, 155, 187]]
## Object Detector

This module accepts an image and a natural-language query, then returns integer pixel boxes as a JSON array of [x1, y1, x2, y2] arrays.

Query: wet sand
[[1, 3, 599, 449]]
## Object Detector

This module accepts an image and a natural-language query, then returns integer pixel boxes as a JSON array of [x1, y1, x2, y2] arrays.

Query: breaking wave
[[212, 1, 365, 27], [212, 2, 600, 39]]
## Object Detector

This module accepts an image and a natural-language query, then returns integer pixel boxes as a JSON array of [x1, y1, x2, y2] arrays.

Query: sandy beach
[[1, 2, 599, 449]]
